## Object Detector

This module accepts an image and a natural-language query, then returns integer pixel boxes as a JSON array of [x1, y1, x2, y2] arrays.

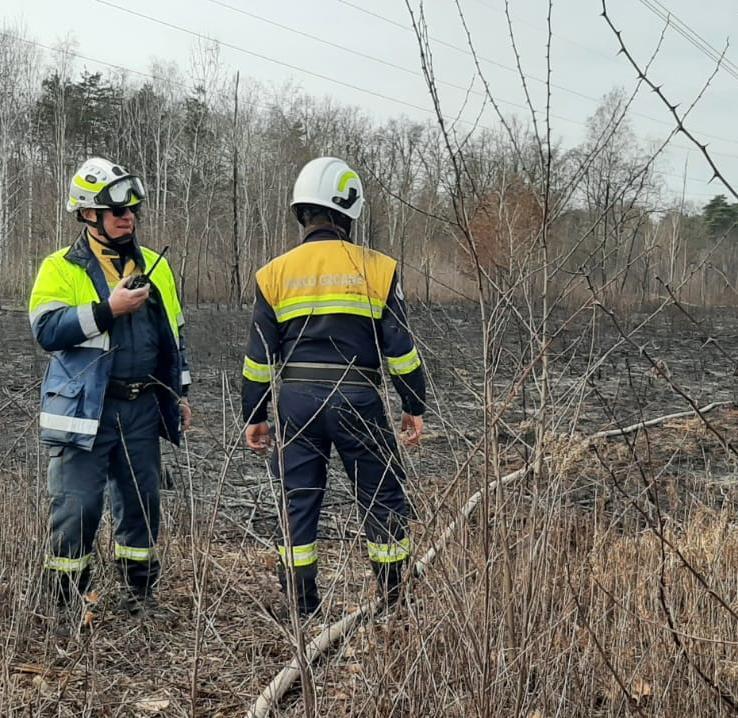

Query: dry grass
[[3, 303, 738, 716], [2, 412, 738, 716]]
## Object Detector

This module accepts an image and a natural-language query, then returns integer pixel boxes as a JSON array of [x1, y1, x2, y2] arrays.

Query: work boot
[[43, 567, 92, 608], [117, 587, 156, 616], [117, 585, 175, 622], [372, 560, 406, 608], [40, 591, 89, 641], [277, 562, 321, 618], [267, 598, 323, 625]]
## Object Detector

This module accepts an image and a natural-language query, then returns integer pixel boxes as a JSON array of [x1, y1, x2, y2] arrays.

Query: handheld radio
[[128, 245, 170, 290]]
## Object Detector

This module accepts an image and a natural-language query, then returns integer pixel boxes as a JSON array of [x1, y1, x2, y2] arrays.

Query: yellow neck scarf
[[87, 233, 142, 287]]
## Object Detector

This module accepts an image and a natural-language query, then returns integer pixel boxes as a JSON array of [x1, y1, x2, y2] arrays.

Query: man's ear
[[80, 208, 96, 222]]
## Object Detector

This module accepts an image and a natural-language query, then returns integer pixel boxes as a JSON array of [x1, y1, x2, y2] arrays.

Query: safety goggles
[[95, 175, 146, 207]]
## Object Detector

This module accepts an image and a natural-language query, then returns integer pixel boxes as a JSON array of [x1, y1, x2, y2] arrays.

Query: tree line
[[0, 30, 735, 307]]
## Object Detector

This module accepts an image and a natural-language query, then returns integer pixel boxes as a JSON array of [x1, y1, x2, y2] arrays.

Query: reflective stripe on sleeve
[[77, 303, 99, 338], [243, 355, 273, 383], [273, 294, 385, 323], [366, 537, 411, 564], [114, 544, 156, 562], [40, 412, 99, 436], [386, 347, 421, 376], [75, 334, 110, 350], [29, 301, 70, 326], [44, 553, 92, 573], [278, 543, 318, 567]]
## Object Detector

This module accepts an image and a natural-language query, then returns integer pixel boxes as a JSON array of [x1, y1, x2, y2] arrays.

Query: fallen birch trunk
[[247, 598, 381, 718], [588, 401, 731, 440], [246, 399, 731, 717]]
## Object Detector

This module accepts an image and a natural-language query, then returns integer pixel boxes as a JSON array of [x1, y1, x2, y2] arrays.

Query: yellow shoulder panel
[[256, 241, 397, 322]]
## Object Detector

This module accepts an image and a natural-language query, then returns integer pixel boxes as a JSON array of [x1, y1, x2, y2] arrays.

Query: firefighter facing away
[[29, 157, 192, 616], [241, 157, 426, 616]]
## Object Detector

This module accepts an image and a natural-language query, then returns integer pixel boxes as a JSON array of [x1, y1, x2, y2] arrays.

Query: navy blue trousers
[[45, 393, 161, 597], [272, 382, 409, 611]]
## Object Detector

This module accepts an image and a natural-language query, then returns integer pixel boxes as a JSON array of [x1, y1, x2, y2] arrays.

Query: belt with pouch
[[106, 378, 157, 401], [281, 362, 381, 387]]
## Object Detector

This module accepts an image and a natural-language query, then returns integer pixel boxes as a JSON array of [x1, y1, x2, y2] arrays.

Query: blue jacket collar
[[64, 230, 146, 300]]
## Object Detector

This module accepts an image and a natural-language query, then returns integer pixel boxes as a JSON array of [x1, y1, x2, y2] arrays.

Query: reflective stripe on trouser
[[271, 382, 409, 607], [44, 553, 92, 572], [115, 543, 157, 562], [46, 392, 161, 593], [278, 543, 318, 567], [367, 536, 411, 563]]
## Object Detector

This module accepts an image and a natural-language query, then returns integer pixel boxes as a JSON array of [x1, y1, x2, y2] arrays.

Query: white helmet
[[66, 157, 145, 213], [291, 157, 364, 221]]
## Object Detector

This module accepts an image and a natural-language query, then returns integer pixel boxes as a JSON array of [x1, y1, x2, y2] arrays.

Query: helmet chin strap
[[80, 209, 135, 246]]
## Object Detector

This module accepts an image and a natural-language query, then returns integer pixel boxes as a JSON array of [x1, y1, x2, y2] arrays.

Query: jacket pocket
[[44, 375, 84, 399], [41, 370, 85, 419]]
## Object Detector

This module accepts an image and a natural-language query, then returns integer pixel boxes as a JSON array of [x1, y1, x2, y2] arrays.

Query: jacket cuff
[[392, 367, 426, 416], [92, 300, 114, 333], [401, 397, 425, 416], [248, 401, 268, 424]]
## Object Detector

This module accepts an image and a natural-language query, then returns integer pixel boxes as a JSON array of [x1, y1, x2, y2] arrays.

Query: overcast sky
[[6, 0, 738, 208]]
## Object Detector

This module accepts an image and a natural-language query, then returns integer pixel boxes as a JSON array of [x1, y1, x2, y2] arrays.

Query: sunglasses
[[109, 204, 141, 218]]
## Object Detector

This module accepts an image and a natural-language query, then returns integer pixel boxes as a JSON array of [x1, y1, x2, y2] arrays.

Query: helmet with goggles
[[66, 157, 145, 214]]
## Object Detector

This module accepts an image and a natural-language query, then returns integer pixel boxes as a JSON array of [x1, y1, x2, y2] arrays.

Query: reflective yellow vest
[[29, 233, 189, 449]]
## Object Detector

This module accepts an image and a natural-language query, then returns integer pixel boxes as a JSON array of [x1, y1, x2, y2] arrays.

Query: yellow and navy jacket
[[242, 225, 425, 423], [29, 232, 191, 450]]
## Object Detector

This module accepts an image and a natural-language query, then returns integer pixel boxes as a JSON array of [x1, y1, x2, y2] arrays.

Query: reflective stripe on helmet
[[73, 175, 106, 193], [338, 170, 359, 192]]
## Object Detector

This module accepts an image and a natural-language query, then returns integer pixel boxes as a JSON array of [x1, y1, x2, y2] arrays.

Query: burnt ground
[[4, 301, 737, 538], [2, 300, 738, 715]]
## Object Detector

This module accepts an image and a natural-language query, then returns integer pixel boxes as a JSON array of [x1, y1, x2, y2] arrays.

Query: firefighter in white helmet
[[241, 157, 425, 617], [29, 157, 192, 621]]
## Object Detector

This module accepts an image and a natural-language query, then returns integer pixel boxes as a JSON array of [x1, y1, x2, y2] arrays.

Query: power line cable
[[651, 0, 738, 73], [3, 32, 191, 90], [94, 0, 439, 117], [472, 0, 738, 78], [89, 1, 738, 197], [1, 23, 725, 200], [204, 0, 595, 121], [205, 0, 738, 161], [335, 0, 738, 147], [96, 0, 631, 136], [637, 0, 738, 78]]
